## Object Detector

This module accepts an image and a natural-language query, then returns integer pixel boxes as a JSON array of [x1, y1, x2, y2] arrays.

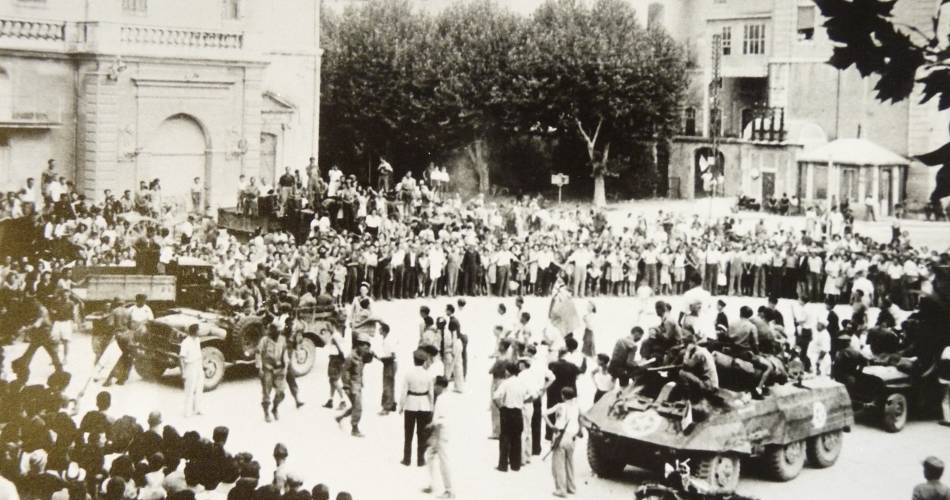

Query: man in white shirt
[[129, 294, 155, 333], [423, 376, 457, 499], [493, 363, 527, 472], [179, 324, 204, 417], [400, 350, 434, 467]]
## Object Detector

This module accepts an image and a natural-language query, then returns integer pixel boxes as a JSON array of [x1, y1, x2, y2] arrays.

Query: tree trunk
[[593, 174, 606, 207], [466, 140, 489, 194]]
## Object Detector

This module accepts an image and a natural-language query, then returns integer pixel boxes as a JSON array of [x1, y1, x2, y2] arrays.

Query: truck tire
[[587, 434, 624, 478], [202, 346, 226, 391], [290, 338, 317, 377], [135, 359, 166, 381], [232, 316, 264, 360], [693, 454, 741, 492], [882, 393, 907, 433], [806, 430, 843, 468], [765, 440, 805, 481]]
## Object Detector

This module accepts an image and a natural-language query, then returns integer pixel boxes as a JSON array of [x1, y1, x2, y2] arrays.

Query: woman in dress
[[582, 300, 597, 358], [824, 253, 842, 304]]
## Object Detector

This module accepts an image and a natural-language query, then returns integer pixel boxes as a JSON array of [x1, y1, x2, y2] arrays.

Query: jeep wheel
[[135, 359, 166, 381], [290, 338, 317, 377], [765, 440, 805, 481], [694, 454, 741, 493], [586, 434, 625, 478], [806, 430, 843, 468], [882, 393, 907, 433], [232, 316, 264, 360], [202, 346, 226, 391]]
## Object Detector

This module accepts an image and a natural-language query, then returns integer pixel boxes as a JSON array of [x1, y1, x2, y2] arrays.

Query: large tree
[[429, 1, 526, 193], [814, 0, 950, 204], [510, 0, 688, 205]]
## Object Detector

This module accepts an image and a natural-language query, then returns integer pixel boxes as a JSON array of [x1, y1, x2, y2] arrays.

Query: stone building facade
[[630, 0, 947, 209], [0, 0, 320, 210]]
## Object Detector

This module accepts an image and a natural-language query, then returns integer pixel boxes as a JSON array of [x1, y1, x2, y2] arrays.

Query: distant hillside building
[[0, 0, 320, 210]]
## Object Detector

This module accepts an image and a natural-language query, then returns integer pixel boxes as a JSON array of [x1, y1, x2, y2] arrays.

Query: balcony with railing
[[78, 21, 247, 59], [0, 16, 69, 52], [0, 94, 63, 128]]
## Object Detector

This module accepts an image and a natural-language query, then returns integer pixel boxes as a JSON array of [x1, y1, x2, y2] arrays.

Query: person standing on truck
[[179, 324, 204, 417], [257, 323, 289, 422]]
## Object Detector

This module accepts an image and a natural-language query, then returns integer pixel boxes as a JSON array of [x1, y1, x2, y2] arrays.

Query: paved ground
[[5, 294, 949, 500], [604, 197, 950, 250]]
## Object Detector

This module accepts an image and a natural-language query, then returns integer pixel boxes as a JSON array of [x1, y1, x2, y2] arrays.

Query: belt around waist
[[408, 391, 429, 396]]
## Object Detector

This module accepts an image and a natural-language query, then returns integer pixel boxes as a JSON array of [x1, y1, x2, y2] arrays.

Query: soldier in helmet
[[256, 323, 288, 422], [336, 333, 372, 437]]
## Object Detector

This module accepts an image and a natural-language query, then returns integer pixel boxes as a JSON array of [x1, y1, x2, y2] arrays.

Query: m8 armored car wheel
[[202, 346, 226, 391], [693, 454, 741, 493], [882, 393, 907, 433], [290, 338, 317, 376], [134, 359, 166, 381], [806, 430, 843, 468], [586, 435, 625, 478], [766, 440, 806, 481]]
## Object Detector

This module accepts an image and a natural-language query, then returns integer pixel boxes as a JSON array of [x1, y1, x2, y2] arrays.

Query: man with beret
[[913, 456, 950, 500], [400, 349, 434, 466], [336, 334, 372, 437], [256, 324, 289, 422]]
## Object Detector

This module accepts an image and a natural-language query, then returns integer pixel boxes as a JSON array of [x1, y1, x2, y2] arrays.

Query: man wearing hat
[[256, 323, 289, 422], [913, 456, 950, 500], [336, 333, 372, 437]]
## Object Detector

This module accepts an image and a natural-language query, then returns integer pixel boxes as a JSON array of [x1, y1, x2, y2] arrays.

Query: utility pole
[[708, 34, 723, 220]]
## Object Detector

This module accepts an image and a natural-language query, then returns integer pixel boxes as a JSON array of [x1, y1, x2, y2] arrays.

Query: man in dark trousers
[[256, 324, 288, 422], [461, 244, 480, 297], [377, 323, 397, 415], [493, 362, 526, 472], [404, 245, 420, 299], [399, 349, 433, 466], [546, 347, 582, 440], [336, 334, 372, 437]]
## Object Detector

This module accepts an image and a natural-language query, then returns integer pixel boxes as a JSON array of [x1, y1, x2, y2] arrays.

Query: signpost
[[551, 173, 569, 204]]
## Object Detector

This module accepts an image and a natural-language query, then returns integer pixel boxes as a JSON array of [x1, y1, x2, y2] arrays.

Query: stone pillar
[[78, 61, 120, 200]]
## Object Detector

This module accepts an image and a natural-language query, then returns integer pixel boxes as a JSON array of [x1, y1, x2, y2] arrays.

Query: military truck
[[130, 304, 341, 391], [582, 369, 854, 494], [72, 257, 222, 314]]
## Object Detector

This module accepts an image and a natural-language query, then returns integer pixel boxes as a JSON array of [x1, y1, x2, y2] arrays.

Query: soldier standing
[[336, 333, 372, 437], [12, 297, 59, 376], [283, 310, 305, 408], [256, 323, 289, 422]]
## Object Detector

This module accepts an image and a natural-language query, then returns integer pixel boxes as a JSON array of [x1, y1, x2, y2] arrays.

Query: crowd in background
[[0, 159, 944, 331]]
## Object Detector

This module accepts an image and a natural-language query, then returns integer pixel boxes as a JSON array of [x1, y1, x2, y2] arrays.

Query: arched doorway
[[144, 114, 208, 212], [694, 147, 725, 197]]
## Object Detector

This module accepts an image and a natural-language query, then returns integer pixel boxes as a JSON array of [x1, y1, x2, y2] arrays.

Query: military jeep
[[131, 306, 341, 391]]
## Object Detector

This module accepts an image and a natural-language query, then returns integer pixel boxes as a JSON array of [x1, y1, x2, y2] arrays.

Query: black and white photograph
[[1, 0, 949, 499]]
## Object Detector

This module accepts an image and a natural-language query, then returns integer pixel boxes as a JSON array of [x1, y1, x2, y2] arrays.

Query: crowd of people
[[2, 158, 950, 500], [0, 370, 356, 500]]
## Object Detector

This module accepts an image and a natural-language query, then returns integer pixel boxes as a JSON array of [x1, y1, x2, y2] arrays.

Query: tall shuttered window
[[223, 0, 240, 19], [122, 0, 147, 14], [743, 23, 766, 55]]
